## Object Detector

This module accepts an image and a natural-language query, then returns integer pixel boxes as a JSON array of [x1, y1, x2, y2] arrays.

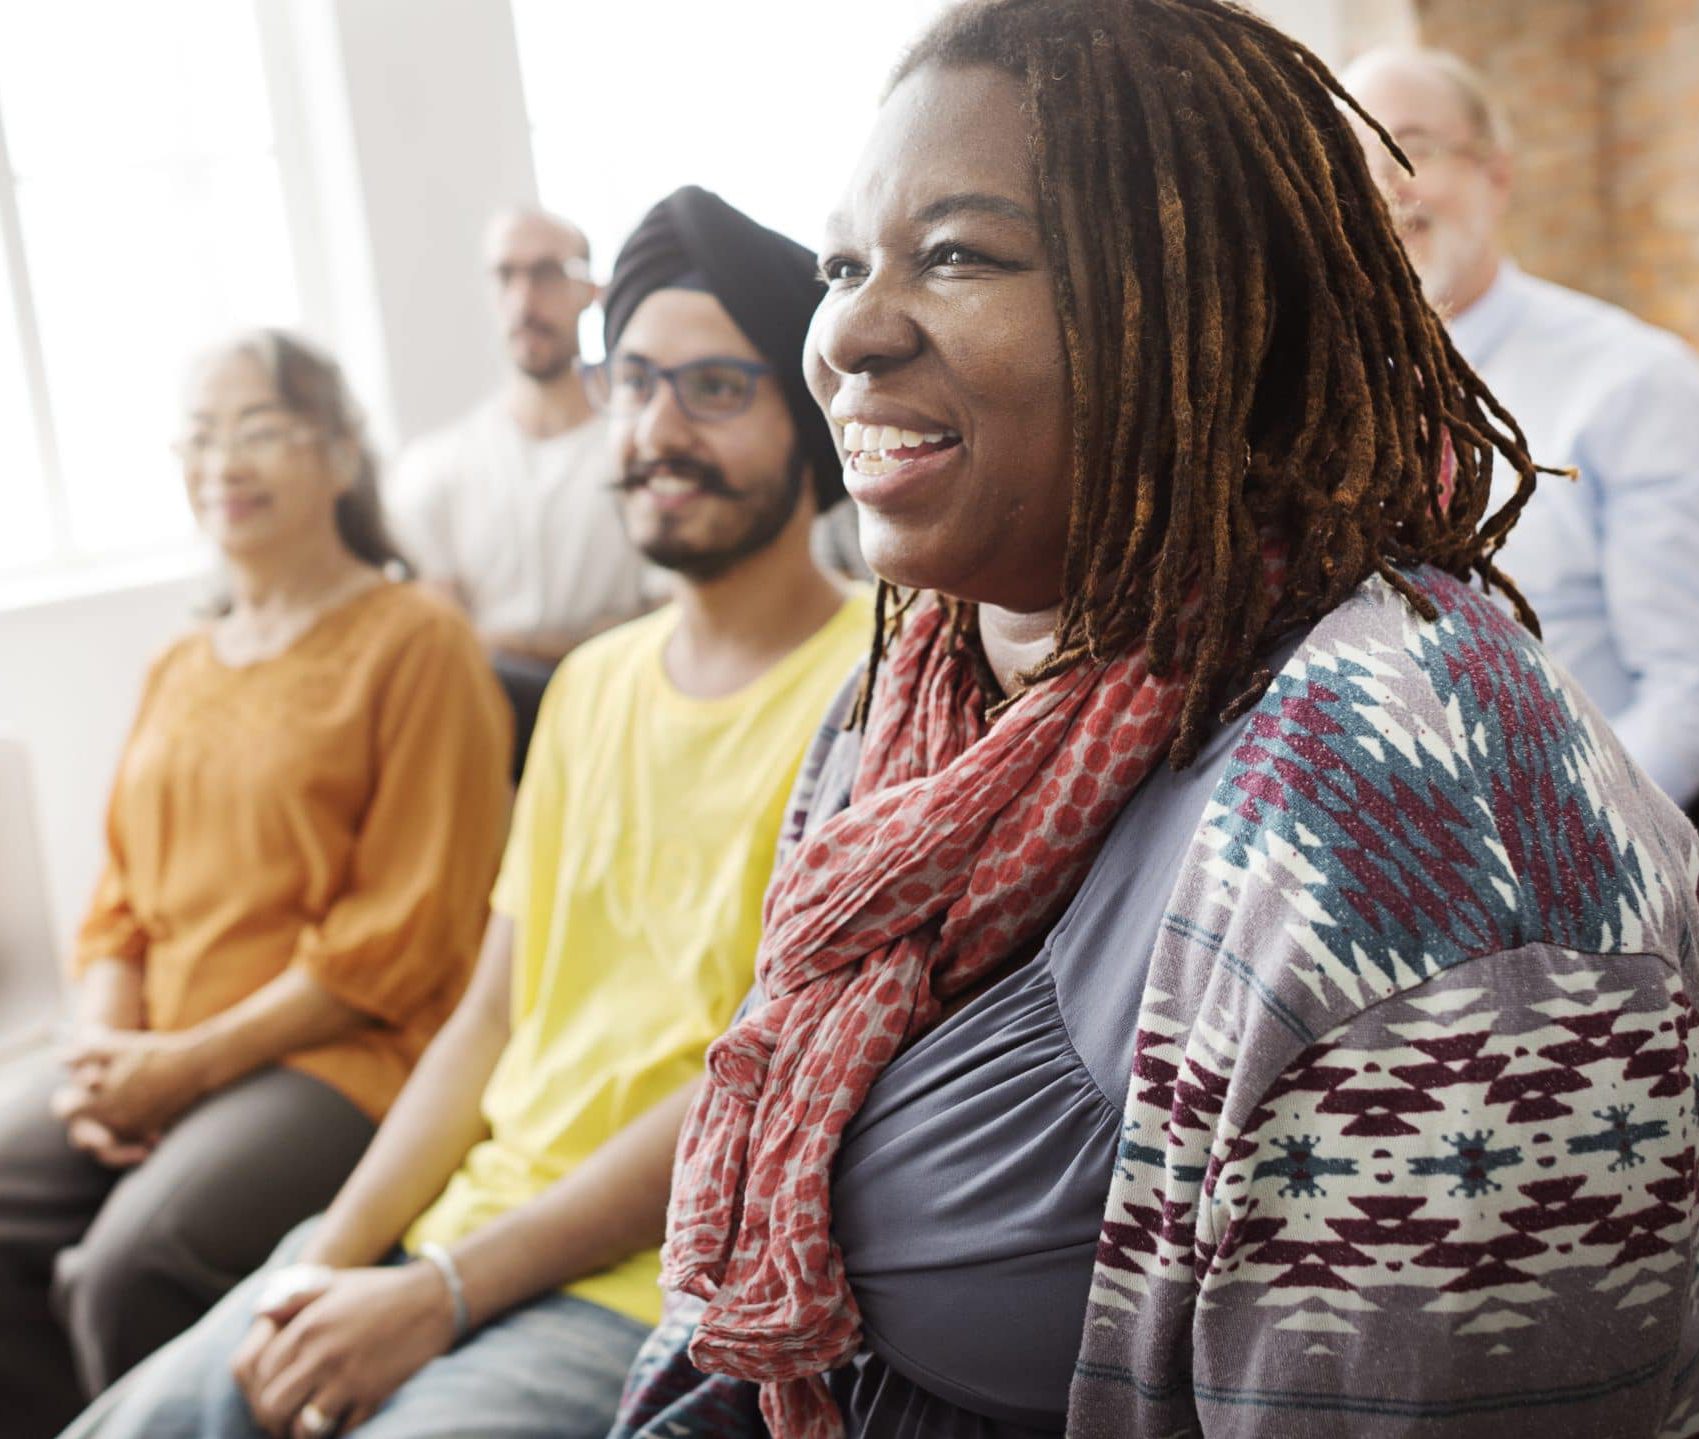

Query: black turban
[[603, 186, 843, 510]]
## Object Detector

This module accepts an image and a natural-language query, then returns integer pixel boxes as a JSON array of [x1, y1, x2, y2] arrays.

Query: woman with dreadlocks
[[613, 1, 1699, 1436]]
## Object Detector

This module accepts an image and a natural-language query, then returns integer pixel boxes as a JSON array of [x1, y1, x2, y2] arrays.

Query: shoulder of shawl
[[1138, 566, 1699, 1128]]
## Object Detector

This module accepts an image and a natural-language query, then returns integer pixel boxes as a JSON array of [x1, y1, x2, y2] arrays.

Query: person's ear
[[570, 278, 604, 322], [1485, 147, 1514, 211]]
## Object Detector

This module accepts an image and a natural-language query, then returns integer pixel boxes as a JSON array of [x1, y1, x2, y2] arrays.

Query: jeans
[[60, 1218, 652, 1439]]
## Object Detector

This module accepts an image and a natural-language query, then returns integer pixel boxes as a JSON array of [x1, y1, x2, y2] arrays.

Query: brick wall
[[1413, 0, 1699, 347]]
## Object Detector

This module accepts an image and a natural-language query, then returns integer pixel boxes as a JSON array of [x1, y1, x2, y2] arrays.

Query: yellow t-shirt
[[406, 589, 872, 1324]]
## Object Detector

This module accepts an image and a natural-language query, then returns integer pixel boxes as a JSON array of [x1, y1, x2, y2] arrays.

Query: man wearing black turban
[[603, 185, 845, 516]]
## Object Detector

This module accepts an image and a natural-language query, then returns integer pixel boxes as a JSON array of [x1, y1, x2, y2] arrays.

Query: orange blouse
[[73, 583, 513, 1121]]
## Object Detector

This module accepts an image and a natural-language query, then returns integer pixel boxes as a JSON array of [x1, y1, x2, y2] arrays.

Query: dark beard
[[631, 449, 806, 583], [517, 352, 571, 383], [511, 322, 571, 382]]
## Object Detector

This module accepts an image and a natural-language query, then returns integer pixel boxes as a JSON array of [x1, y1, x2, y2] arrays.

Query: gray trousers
[[0, 1053, 373, 1439]]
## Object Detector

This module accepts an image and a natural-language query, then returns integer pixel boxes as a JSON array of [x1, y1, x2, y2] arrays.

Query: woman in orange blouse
[[0, 330, 512, 1437]]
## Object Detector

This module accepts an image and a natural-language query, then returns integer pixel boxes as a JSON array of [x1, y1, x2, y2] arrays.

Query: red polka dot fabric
[[661, 596, 1192, 1437]]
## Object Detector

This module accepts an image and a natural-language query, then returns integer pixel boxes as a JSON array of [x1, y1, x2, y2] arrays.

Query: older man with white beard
[[1344, 47, 1699, 812]]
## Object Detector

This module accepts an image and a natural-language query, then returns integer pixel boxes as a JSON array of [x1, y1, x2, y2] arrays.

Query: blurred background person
[[387, 208, 653, 775], [0, 330, 511, 1439], [1344, 47, 1699, 812]]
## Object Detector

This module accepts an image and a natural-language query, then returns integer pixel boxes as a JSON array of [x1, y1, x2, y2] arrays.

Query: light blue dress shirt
[[1450, 262, 1699, 808]]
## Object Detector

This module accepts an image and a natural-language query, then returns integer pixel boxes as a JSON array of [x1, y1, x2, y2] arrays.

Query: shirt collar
[[1446, 261, 1523, 367]]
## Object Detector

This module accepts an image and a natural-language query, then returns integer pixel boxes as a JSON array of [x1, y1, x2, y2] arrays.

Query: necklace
[[212, 567, 385, 668]]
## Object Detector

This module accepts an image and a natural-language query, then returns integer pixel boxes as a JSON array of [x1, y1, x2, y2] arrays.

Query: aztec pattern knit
[[613, 567, 1699, 1438]]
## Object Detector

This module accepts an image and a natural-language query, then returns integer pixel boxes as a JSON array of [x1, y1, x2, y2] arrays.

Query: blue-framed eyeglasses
[[582, 353, 772, 422]]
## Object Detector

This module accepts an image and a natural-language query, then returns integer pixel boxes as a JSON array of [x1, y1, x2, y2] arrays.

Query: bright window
[[0, 0, 301, 573], [0, 246, 50, 572], [511, 0, 952, 356]]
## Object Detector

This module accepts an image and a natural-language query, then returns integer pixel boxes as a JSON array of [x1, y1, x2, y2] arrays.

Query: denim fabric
[[60, 1218, 649, 1439]]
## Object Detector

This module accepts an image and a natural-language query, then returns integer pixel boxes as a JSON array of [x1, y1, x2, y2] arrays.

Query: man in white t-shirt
[[387, 209, 655, 769]]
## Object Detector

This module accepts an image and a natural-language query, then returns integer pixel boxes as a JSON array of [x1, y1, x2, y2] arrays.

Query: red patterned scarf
[[661, 598, 1193, 1437]]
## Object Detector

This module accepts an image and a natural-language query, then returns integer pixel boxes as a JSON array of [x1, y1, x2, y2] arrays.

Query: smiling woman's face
[[178, 349, 345, 560], [805, 64, 1073, 613]]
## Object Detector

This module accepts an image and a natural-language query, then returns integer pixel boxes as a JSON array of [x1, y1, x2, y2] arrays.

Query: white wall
[[0, 566, 206, 1011], [259, 0, 540, 450], [320, 0, 538, 442]]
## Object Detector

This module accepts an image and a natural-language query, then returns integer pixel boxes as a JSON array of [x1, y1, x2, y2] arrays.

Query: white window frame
[[0, 93, 74, 570], [0, 0, 335, 605], [0, 0, 407, 610]]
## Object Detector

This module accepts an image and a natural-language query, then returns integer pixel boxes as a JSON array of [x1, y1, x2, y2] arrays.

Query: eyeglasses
[[171, 420, 316, 467], [492, 257, 595, 289], [1387, 130, 1488, 169], [583, 354, 773, 423]]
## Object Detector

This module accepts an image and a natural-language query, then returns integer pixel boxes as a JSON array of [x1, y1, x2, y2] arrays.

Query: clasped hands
[[231, 1260, 457, 1437], [50, 1025, 211, 1167]]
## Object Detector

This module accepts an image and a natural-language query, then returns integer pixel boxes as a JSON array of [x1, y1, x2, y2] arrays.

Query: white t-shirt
[[387, 401, 650, 636]]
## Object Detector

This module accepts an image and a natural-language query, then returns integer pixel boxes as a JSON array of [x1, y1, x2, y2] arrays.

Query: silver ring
[[300, 1402, 335, 1437]]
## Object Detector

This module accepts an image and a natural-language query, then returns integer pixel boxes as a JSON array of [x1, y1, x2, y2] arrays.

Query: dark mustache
[[614, 457, 739, 498]]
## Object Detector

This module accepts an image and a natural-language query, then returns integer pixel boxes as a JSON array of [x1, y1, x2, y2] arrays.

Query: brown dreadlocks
[[860, 0, 1548, 767]]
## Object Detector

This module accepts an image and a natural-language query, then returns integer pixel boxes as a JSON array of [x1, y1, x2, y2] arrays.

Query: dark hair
[[868, 0, 1546, 765], [214, 328, 409, 574]]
